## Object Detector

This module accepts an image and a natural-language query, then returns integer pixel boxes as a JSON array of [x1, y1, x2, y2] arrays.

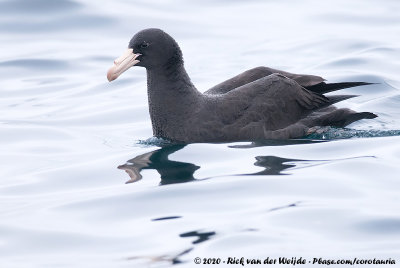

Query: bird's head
[[107, 28, 183, 82]]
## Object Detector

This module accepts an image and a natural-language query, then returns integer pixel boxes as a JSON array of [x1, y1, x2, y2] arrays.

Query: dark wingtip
[[327, 94, 359, 104], [306, 81, 378, 94], [333, 81, 378, 87], [352, 82, 376, 85], [360, 112, 378, 119]]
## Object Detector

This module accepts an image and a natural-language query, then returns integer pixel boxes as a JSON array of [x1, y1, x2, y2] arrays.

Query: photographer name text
[[193, 256, 396, 266]]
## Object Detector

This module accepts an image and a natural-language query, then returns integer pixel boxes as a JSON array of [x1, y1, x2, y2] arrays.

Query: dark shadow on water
[[119, 137, 378, 185], [151, 216, 182, 221], [118, 145, 199, 185], [118, 140, 328, 185], [126, 229, 216, 265], [119, 140, 352, 266], [126, 247, 194, 265], [126, 202, 304, 266], [249, 156, 304, 175], [180, 230, 217, 244]]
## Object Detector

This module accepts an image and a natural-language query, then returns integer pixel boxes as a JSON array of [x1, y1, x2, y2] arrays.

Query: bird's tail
[[316, 109, 378, 128]]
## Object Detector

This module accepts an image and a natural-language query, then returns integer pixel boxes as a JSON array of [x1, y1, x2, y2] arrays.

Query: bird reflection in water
[[118, 145, 199, 185], [118, 143, 316, 185]]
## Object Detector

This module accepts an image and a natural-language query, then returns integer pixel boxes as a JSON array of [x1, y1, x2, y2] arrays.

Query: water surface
[[1, 0, 400, 267]]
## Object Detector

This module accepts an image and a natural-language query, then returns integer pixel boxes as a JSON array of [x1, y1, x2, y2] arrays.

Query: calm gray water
[[1, 0, 400, 267]]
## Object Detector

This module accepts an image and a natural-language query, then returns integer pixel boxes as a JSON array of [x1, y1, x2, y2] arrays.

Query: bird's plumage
[[107, 28, 377, 142]]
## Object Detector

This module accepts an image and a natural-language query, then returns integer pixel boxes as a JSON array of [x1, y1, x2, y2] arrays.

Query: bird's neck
[[146, 63, 201, 140]]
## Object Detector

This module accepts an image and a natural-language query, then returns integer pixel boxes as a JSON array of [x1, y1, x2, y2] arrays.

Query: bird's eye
[[140, 43, 149, 48]]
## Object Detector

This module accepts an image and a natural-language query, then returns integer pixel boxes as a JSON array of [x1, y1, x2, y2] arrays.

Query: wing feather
[[205, 66, 324, 94], [211, 74, 331, 130]]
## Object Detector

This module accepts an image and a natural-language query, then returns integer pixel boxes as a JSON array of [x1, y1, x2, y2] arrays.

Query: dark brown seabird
[[107, 28, 377, 143]]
